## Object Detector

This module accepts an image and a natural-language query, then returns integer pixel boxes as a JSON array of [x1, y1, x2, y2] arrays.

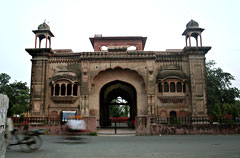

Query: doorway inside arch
[[100, 80, 137, 128], [170, 111, 177, 124]]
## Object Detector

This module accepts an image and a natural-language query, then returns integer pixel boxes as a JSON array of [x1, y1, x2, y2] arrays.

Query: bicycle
[[5, 127, 44, 152]]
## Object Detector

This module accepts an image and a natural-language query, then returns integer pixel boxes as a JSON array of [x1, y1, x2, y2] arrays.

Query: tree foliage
[[0, 73, 30, 116], [206, 61, 240, 117], [109, 97, 129, 117], [0, 73, 11, 93]]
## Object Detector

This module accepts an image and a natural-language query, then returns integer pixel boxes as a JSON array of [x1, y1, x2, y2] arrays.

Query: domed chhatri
[[186, 19, 199, 28], [32, 21, 54, 48], [182, 19, 204, 47], [38, 21, 50, 30]]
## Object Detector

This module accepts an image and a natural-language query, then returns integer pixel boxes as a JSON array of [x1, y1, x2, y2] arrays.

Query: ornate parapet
[[50, 96, 79, 104], [158, 95, 187, 104], [183, 46, 211, 55]]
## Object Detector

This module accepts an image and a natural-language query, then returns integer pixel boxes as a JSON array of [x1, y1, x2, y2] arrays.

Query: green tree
[[212, 103, 221, 121], [206, 61, 240, 116], [109, 97, 129, 117], [0, 73, 30, 116], [223, 103, 239, 119], [109, 105, 124, 117], [0, 73, 11, 93]]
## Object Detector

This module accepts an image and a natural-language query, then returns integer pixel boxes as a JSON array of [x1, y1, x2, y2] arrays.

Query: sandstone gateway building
[[26, 20, 211, 128]]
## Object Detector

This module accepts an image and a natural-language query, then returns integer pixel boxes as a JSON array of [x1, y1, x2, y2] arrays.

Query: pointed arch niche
[[89, 67, 147, 120]]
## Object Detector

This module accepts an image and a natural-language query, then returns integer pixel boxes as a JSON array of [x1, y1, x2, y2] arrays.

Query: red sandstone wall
[[93, 39, 143, 51], [136, 116, 240, 135], [149, 124, 240, 135], [15, 117, 97, 135]]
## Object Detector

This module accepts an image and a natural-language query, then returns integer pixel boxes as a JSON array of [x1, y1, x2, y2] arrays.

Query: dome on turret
[[38, 22, 50, 30], [186, 19, 199, 28]]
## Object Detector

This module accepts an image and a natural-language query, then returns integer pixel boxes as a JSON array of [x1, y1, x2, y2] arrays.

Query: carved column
[[65, 84, 67, 96], [71, 83, 74, 96]]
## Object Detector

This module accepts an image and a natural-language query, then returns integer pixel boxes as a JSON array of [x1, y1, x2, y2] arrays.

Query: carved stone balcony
[[51, 96, 79, 104], [158, 93, 187, 104]]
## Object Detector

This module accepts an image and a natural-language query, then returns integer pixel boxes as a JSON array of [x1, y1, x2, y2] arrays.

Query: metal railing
[[98, 117, 135, 128], [12, 117, 61, 125], [11, 116, 239, 126]]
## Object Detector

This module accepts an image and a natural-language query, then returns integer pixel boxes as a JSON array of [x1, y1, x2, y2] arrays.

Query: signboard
[[61, 111, 76, 122]]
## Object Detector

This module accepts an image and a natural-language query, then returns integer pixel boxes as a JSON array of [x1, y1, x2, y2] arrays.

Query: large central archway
[[100, 80, 137, 127]]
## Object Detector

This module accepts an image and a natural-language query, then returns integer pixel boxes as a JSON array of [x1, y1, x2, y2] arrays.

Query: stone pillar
[[71, 83, 74, 96], [188, 33, 191, 47], [135, 116, 151, 136], [26, 48, 52, 116], [147, 61, 156, 116], [200, 34, 203, 47], [35, 35, 37, 48], [184, 47, 211, 116], [45, 35, 48, 48], [65, 84, 67, 96], [53, 84, 55, 96], [0, 94, 9, 158]]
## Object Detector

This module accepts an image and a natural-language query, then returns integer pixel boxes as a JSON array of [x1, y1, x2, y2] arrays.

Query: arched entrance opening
[[100, 80, 137, 127], [170, 110, 177, 124]]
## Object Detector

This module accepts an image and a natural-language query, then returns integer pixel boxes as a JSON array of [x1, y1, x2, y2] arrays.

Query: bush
[[88, 132, 98, 136]]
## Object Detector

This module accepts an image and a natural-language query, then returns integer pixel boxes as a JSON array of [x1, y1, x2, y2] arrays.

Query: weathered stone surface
[[0, 94, 9, 158], [136, 116, 240, 135]]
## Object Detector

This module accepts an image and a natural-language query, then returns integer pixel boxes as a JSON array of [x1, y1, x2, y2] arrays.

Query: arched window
[[158, 82, 163, 93], [170, 111, 177, 124], [127, 46, 137, 50], [73, 84, 78, 96], [61, 84, 66, 96], [170, 82, 175, 92], [67, 84, 72, 96], [170, 111, 177, 118], [51, 81, 79, 97], [164, 82, 169, 92], [50, 111, 58, 116], [177, 82, 182, 92], [100, 46, 108, 51], [55, 84, 60, 96]]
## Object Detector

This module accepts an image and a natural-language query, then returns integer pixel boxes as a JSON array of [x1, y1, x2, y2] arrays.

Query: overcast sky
[[0, 0, 239, 89]]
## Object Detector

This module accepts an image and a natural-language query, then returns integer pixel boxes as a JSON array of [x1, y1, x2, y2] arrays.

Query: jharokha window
[[51, 81, 78, 96], [158, 80, 186, 93]]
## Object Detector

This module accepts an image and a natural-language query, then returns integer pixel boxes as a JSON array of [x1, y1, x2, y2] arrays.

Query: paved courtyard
[[6, 135, 240, 158]]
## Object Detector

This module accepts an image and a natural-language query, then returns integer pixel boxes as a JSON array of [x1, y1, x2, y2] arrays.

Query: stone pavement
[[6, 135, 240, 158]]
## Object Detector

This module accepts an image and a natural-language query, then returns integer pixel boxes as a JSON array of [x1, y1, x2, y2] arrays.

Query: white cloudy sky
[[0, 0, 239, 89]]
